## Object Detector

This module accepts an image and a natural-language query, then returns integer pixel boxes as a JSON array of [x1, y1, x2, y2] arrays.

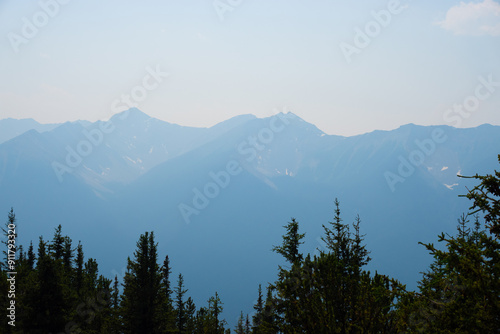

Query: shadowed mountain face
[[0, 108, 498, 324]]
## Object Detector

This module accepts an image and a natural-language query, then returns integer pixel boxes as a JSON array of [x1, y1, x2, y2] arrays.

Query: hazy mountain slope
[[103, 114, 499, 324], [0, 109, 498, 325]]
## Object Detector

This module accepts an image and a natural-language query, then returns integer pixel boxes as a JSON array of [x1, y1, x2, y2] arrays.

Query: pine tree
[[235, 311, 245, 334], [102, 275, 122, 333], [258, 286, 279, 333], [245, 314, 251, 334], [28, 238, 68, 333], [208, 292, 226, 333], [75, 241, 84, 296], [27, 241, 35, 270], [460, 154, 500, 236], [160, 254, 176, 332], [50, 224, 64, 260], [195, 306, 209, 332], [406, 214, 500, 332], [62, 235, 73, 270], [272, 218, 305, 264], [37, 236, 46, 259], [194, 293, 227, 333], [185, 296, 197, 333], [252, 284, 264, 330], [272, 200, 402, 332], [84, 258, 99, 294], [174, 273, 188, 333], [121, 231, 165, 333]]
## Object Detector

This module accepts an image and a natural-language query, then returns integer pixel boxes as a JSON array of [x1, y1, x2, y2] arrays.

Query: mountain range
[[0, 108, 498, 324]]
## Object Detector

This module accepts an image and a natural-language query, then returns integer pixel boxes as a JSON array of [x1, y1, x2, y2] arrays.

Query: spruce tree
[[272, 200, 402, 332], [258, 286, 279, 333], [185, 296, 197, 333], [160, 254, 176, 332], [252, 284, 264, 330], [235, 311, 245, 334], [245, 314, 251, 334], [28, 238, 67, 333], [50, 224, 64, 260], [121, 231, 165, 333], [272, 218, 305, 264], [406, 214, 500, 332], [175, 273, 188, 333], [102, 275, 122, 333], [460, 154, 500, 236], [208, 292, 226, 333], [75, 241, 84, 296], [27, 241, 35, 270]]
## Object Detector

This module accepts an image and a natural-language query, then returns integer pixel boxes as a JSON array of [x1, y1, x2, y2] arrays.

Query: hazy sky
[[1, 0, 499, 136]]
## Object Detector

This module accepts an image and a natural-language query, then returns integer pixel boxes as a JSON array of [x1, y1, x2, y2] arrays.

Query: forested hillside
[[1, 155, 499, 333]]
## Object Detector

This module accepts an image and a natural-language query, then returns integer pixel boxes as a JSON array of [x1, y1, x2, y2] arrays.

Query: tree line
[[1, 154, 499, 333]]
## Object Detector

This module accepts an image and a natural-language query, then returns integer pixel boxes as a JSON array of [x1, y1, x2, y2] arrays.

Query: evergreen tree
[[272, 218, 305, 264], [37, 236, 46, 259], [75, 241, 84, 296], [272, 200, 402, 332], [50, 224, 64, 260], [405, 214, 500, 332], [245, 314, 251, 334], [185, 296, 197, 333], [163, 255, 173, 298], [121, 231, 165, 333], [192, 292, 228, 333], [160, 254, 176, 333], [27, 238, 68, 333], [27, 241, 35, 270], [195, 306, 209, 333], [460, 154, 500, 236], [208, 292, 226, 334], [175, 273, 188, 333], [102, 275, 122, 333], [258, 286, 279, 333], [252, 284, 264, 330], [62, 235, 73, 270], [235, 311, 245, 334]]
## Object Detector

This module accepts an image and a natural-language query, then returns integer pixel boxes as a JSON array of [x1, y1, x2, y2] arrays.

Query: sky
[[0, 0, 499, 136]]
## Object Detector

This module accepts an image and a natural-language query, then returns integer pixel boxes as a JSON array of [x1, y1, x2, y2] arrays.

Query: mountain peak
[[111, 108, 152, 122], [264, 111, 327, 136]]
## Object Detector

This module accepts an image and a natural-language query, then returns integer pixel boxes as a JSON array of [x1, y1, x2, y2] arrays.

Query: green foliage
[[403, 215, 500, 332], [268, 200, 403, 333], [251, 284, 264, 331], [0, 221, 115, 333], [0, 218, 230, 334], [235, 311, 245, 334], [175, 273, 188, 333], [121, 231, 166, 333], [272, 218, 305, 264], [185, 296, 197, 333], [460, 154, 500, 237], [194, 292, 227, 333]]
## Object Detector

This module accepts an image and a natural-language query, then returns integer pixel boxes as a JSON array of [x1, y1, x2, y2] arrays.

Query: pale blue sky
[[1, 0, 499, 136]]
